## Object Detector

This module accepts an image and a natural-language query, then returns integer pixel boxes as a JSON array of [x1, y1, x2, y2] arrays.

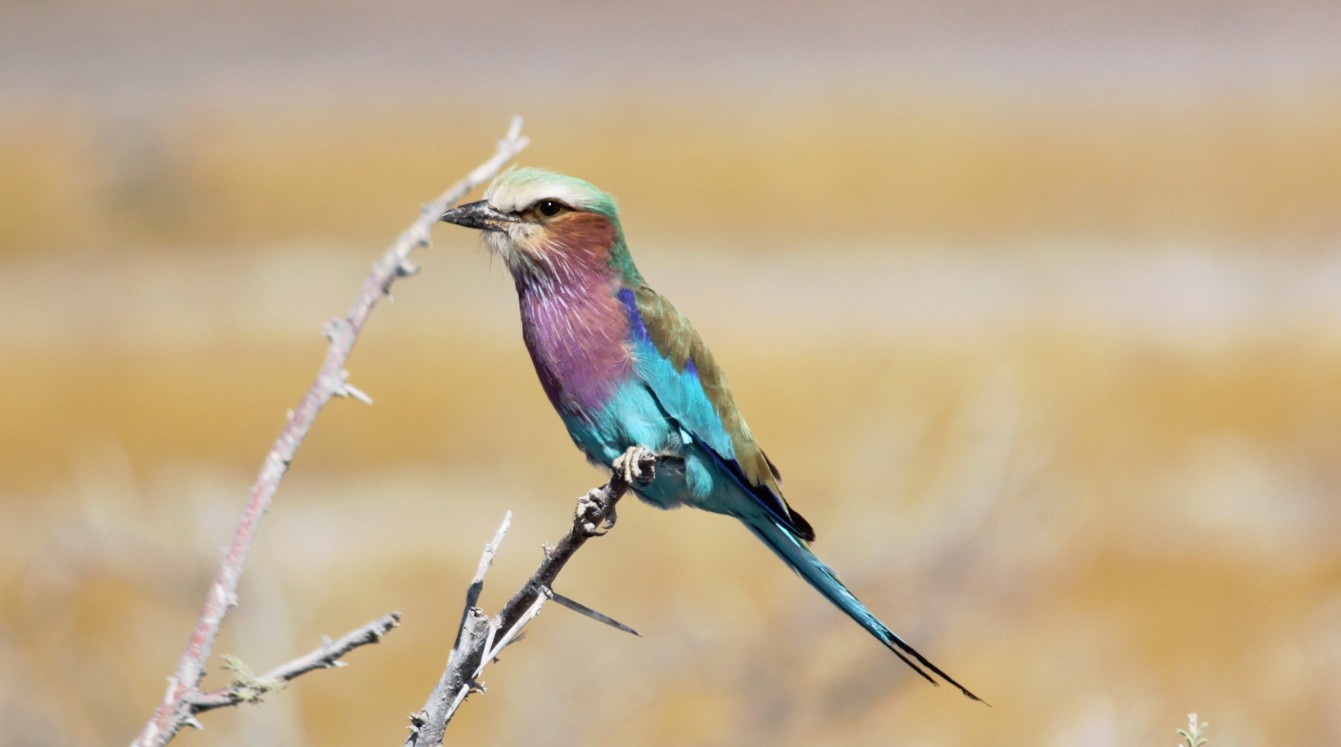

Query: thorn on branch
[[338, 375, 374, 405], [550, 591, 642, 637], [322, 318, 345, 343]]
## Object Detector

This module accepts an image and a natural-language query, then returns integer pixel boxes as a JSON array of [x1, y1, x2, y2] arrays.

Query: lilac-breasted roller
[[440, 167, 980, 702]]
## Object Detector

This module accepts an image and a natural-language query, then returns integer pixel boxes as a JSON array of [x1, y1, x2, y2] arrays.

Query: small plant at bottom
[[1176, 712, 1208, 747]]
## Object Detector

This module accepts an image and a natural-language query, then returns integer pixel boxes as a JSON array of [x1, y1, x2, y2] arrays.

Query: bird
[[439, 166, 981, 702]]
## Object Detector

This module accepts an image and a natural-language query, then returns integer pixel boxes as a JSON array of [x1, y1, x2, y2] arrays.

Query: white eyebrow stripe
[[487, 180, 594, 214]]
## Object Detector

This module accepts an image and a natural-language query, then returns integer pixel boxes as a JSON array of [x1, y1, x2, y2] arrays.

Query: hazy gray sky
[[5, 0, 1339, 110]]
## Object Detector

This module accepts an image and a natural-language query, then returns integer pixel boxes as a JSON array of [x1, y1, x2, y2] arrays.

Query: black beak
[[440, 200, 514, 231]]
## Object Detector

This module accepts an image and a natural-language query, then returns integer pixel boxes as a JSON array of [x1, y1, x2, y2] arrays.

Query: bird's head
[[440, 167, 639, 285]]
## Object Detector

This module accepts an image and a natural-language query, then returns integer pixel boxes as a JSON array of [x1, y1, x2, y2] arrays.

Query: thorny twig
[[191, 613, 402, 712], [405, 447, 658, 747], [131, 118, 530, 747]]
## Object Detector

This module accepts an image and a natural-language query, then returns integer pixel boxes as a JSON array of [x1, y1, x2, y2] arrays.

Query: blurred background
[[3, 1, 1340, 744]]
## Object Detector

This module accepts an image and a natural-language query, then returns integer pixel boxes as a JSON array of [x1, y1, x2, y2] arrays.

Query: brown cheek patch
[[547, 213, 616, 264]]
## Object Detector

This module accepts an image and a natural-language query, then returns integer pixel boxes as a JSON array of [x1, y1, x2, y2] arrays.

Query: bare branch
[[407, 513, 512, 746], [132, 118, 529, 747], [190, 612, 402, 712], [405, 447, 660, 747], [456, 511, 512, 648]]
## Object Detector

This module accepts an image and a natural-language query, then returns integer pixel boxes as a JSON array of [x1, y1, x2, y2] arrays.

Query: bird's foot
[[576, 488, 611, 536], [612, 446, 656, 487]]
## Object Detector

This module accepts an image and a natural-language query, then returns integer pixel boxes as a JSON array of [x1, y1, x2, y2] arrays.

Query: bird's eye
[[536, 200, 564, 218]]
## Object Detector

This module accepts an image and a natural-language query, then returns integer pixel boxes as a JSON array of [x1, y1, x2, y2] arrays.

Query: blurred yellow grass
[[4, 322, 1338, 742], [4, 90, 1341, 256]]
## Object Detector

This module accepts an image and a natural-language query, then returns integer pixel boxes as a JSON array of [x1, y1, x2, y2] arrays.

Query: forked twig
[[405, 448, 658, 747]]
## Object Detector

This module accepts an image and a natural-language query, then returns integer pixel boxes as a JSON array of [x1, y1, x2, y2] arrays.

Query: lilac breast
[[518, 278, 635, 416]]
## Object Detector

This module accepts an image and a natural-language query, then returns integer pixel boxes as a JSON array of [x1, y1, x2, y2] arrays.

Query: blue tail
[[745, 515, 985, 703]]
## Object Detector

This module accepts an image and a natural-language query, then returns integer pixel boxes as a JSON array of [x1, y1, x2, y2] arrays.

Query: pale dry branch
[[131, 118, 530, 747], [404, 447, 659, 747], [190, 613, 402, 712]]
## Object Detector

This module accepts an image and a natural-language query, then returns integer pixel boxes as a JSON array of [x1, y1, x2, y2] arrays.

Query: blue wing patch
[[618, 289, 812, 541]]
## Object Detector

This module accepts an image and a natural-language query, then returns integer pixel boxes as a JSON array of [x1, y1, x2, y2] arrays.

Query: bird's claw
[[575, 448, 655, 536], [612, 446, 656, 487], [576, 488, 610, 536]]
